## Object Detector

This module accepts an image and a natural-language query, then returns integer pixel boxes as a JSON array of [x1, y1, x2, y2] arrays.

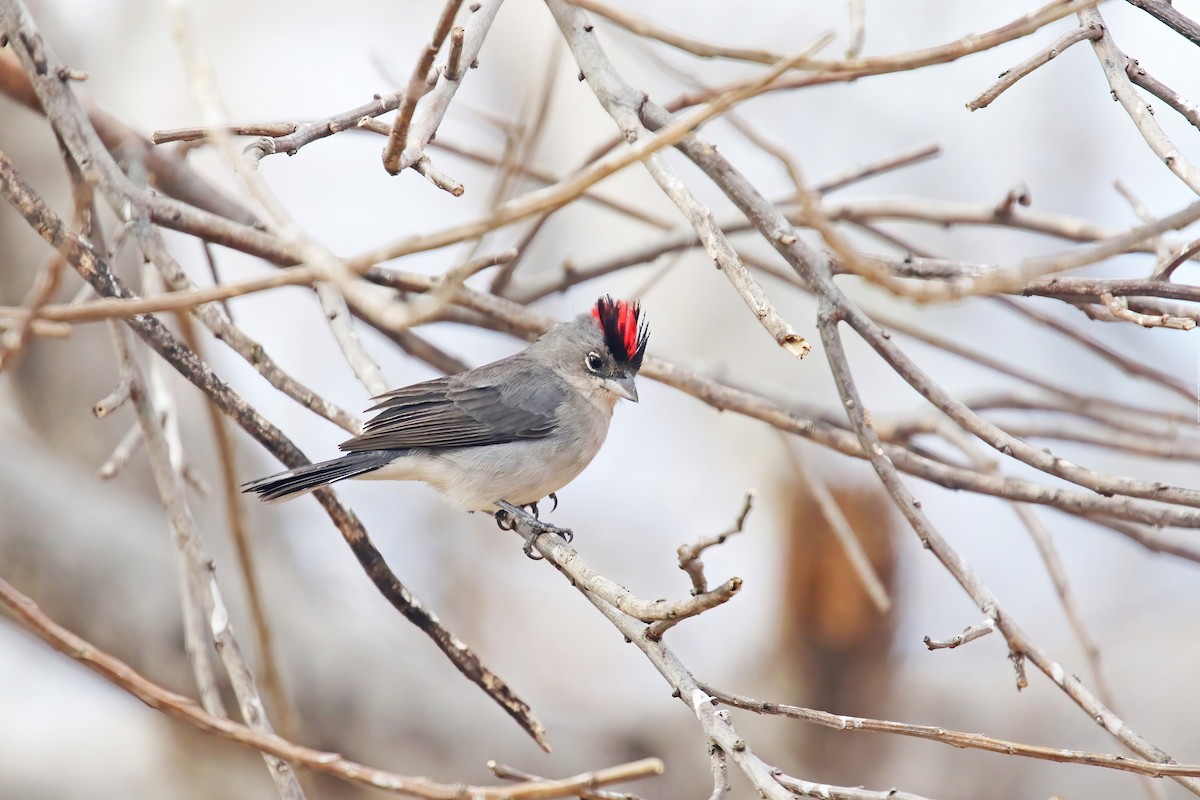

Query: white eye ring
[[585, 351, 604, 372]]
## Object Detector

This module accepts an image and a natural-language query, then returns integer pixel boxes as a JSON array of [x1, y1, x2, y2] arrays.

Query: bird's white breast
[[360, 389, 615, 512]]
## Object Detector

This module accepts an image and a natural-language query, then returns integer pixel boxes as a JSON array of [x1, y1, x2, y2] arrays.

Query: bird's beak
[[604, 374, 639, 403]]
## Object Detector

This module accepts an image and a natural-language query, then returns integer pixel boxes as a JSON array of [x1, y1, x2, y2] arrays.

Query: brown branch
[[924, 619, 996, 650], [0, 575, 662, 798], [967, 24, 1101, 111], [659, 0, 1102, 106], [241, 91, 405, 163], [108, 318, 303, 798], [348, 43, 851, 273], [1100, 291, 1195, 330], [648, 113, 1200, 513], [1124, 0, 1200, 47], [565, 0, 799, 66], [162, 113, 676, 229], [382, 0, 465, 174], [381, 0, 493, 179], [1126, 58, 1200, 133], [705, 684, 1200, 779], [488, 761, 658, 800], [1079, 6, 1200, 194], [813, 142, 943, 194], [0, 219, 71, 371]]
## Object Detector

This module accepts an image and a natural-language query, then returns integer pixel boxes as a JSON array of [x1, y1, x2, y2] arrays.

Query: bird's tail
[[242, 451, 396, 504]]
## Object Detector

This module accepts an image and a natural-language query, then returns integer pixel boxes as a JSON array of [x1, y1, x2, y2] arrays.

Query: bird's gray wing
[[339, 362, 565, 452]]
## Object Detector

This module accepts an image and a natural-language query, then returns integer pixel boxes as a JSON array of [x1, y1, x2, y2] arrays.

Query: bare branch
[[1123, 0, 1200, 47], [0, 575, 662, 799], [1079, 6, 1200, 194], [108, 319, 303, 798], [924, 619, 995, 650], [967, 24, 1101, 111], [705, 684, 1200, 779], [382, 0, 496, 178]]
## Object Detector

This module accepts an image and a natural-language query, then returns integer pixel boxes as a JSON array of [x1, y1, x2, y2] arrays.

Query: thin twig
[[96, 423, 144, 479], [487, 760, 661, 800], [382, 0, 465, 174], [382, 0, 496, 179], [813, 142, 943, 194], [1124, 0, 1200, 47], [673, 490, 754, 597], [708, 683, 1200, 779], [1100, 291, 1195, 330], [966, 24, 1101, 111], [993, 297, 1193, 403], [773, 774, 937, 800], [1079, 5, 1200, 195], [92, 377, 132, 419], [845, 0, 866, 58], [924, 619, 996, 650], [706, 745, 729, 800], [1126, 58, 1200, 134]]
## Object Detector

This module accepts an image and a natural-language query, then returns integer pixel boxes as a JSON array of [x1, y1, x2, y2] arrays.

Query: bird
[[242, 296, 649, 555]]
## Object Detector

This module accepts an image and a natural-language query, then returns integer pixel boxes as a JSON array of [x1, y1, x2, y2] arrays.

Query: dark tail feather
[[242, 451, 396, 504]]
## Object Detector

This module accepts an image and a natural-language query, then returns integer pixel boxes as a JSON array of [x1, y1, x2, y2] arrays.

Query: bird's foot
[[548, 492, 558, 513], [495, 501, 573, 560], [521, 520, 574, 559]]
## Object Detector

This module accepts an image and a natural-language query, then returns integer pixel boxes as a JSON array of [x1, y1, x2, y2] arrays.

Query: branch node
[[1010, 649, 1030, 691]]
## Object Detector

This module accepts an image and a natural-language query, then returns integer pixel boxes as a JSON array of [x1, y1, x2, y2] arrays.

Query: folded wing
[[339, 362, 564, 452]]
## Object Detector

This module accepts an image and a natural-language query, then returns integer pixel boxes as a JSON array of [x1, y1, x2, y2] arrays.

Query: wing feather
[[339, 360, 565, 452]]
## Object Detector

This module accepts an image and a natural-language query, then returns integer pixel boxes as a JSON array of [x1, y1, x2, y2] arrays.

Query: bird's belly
[[433, 433, 605, 511], [360, 425, 604, 512]]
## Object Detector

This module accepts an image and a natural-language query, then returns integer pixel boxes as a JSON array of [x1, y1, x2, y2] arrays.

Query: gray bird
[[243, 296, 648, 553]]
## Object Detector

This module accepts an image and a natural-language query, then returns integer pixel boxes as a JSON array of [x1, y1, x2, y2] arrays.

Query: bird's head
[[539, 296, 649, 405]]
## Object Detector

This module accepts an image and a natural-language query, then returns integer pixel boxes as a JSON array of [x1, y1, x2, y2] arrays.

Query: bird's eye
[[585, 352, 604, 373]]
